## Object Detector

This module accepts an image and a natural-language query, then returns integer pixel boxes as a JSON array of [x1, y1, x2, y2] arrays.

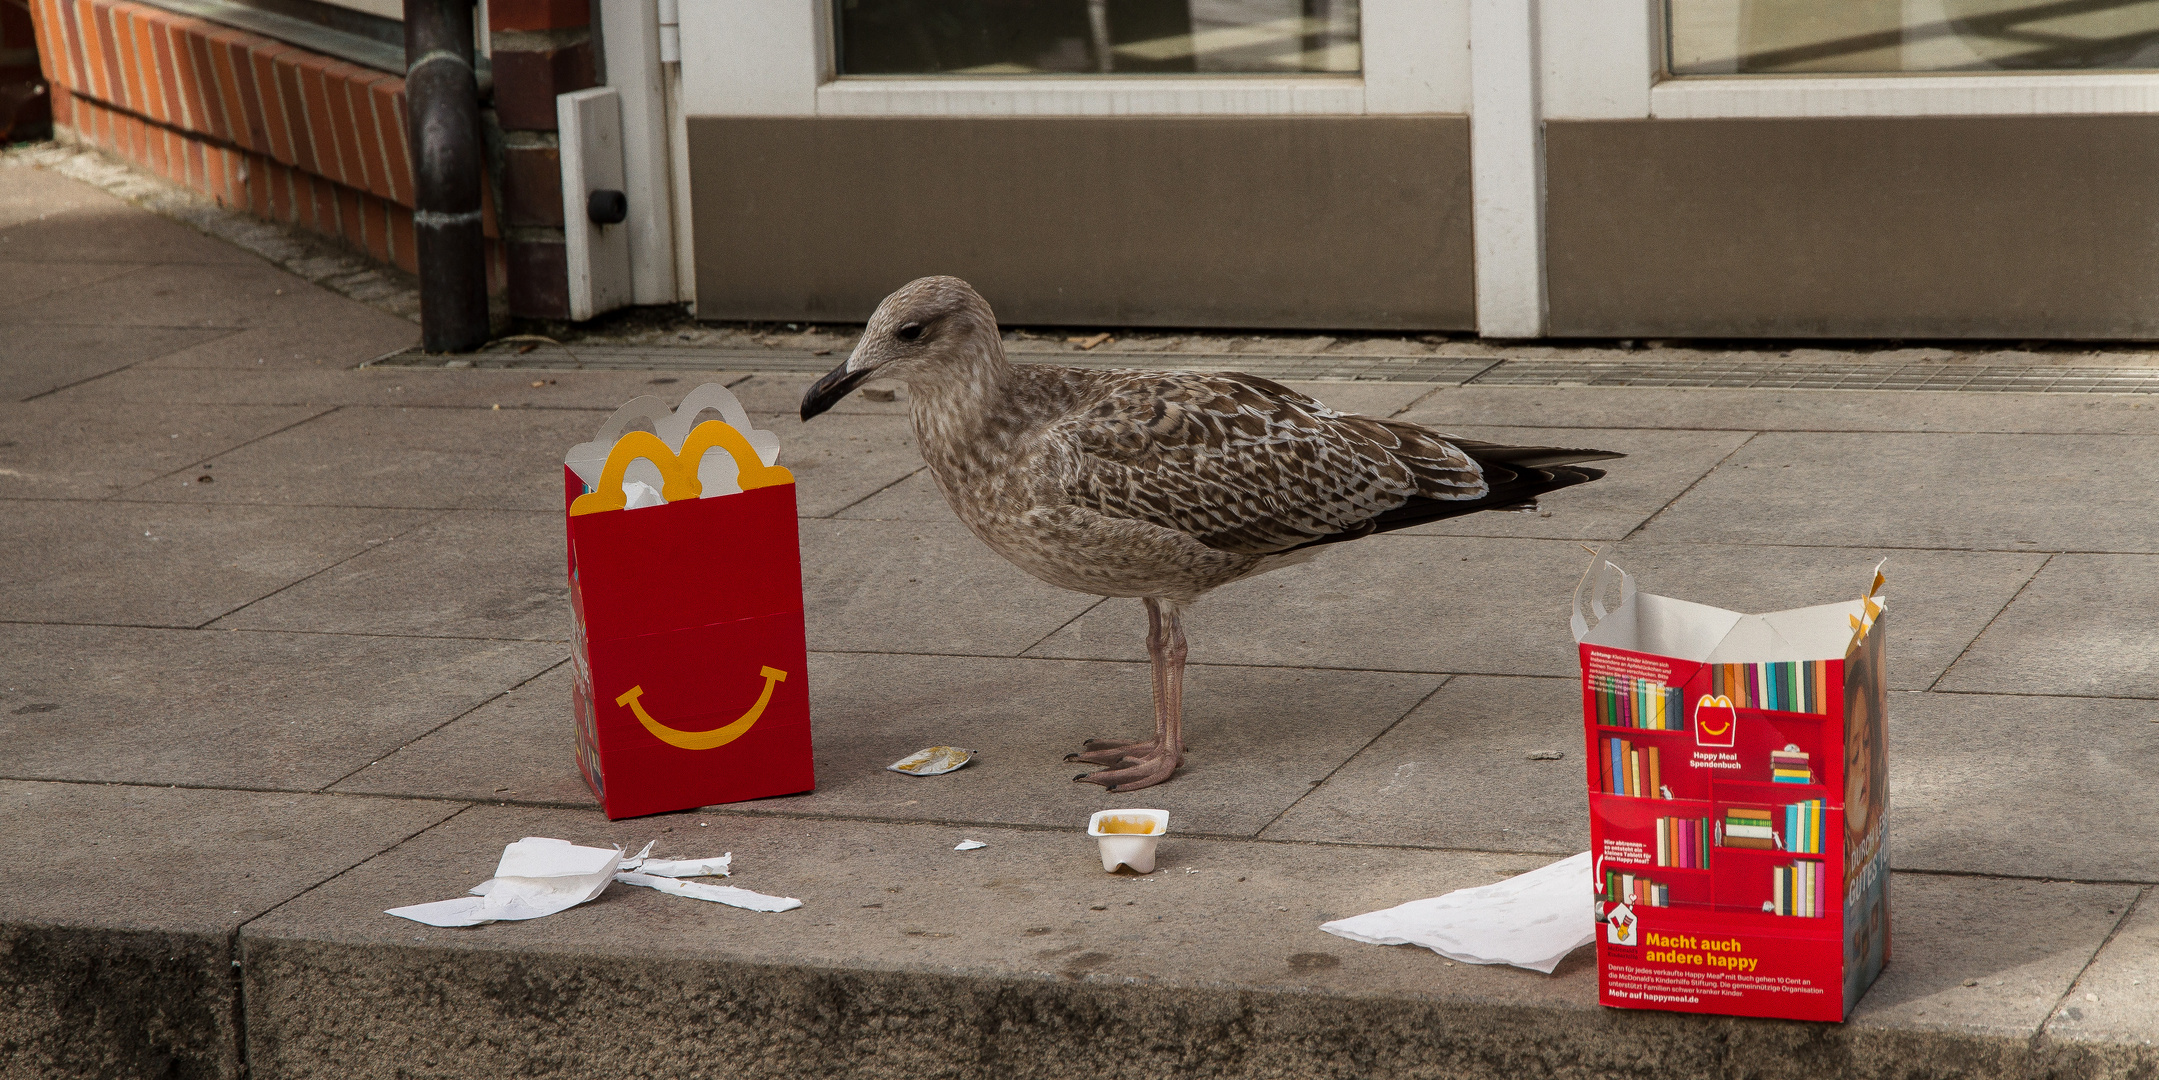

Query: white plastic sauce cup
[[1087, 809, 1169, 874]]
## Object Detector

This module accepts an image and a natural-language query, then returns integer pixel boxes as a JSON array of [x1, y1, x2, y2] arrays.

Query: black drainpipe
[[403, 0, 490, 353]]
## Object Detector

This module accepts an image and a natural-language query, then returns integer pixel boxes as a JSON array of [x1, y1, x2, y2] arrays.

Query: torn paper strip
[[614, 871, 800, 912], [637, 854, 732, 877], [1320, 852, 1593, 974], [387, 837, 623, 927], [954, 840, 987, 851]]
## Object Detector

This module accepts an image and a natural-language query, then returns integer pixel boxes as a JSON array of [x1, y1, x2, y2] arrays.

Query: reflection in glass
[[834, 0, 1360, 75], [1668, 0, 2159, 73]]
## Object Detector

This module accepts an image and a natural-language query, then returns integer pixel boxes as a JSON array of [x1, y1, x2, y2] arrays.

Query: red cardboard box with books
[[1572, 556, 1890, 1022]]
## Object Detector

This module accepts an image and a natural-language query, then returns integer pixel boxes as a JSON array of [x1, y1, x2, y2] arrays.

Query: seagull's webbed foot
[[1065, 738, 1156, 766], [1072, 748, 1182, 792]]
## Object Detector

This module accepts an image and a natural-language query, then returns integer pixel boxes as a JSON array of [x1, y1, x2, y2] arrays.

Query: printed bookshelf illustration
[[1601, 737, 1667, 797], [1721, 808, 1775, 849], [1771, 859, 1826, 917], [1771, 743, 1813, 784], [1655, 816, 1710, 868], [1577, 556, 1892, 1021], [1591, 673, 1686, 729], [1786, 799, 1825, 854], [1604, 869, 1670, 908], [1710, 660, 1830, 714]]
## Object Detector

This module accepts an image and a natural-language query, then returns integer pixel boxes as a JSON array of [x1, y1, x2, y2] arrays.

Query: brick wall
[[25, 0, 502, 287], [488, 0, 594, 319]]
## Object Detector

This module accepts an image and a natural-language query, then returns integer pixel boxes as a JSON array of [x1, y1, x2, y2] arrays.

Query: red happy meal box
[[1572, 556, 1890, 1022], [562, 385, 815, 819]]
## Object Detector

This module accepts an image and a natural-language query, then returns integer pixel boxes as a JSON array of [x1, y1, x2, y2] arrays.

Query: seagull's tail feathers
[[1290, 440, 1622, 551]]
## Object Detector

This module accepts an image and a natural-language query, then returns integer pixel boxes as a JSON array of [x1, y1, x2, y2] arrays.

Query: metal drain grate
[[367, 344, 2159, 394], [1468, 358, 2159, 393]]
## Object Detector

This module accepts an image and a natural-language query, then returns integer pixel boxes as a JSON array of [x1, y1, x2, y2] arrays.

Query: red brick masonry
[[27, 0, 499, 282]]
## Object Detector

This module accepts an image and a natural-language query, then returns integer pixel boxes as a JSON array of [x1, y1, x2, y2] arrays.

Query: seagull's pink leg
[[1068, 598, 1167, 767], [1074, 600, 1186, 791]]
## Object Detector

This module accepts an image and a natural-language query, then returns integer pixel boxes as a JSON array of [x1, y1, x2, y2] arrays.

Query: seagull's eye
[[896, 322, 924, 343]]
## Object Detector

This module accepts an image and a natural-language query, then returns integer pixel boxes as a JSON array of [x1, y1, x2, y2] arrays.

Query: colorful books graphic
[[1604, 870, 1670, 908], [1656, 816, 1710, 868], [1591, 674, 1686, 730], [1602, 738, 1664, 798], [1722, 807, 1776, 849], [1772, 859, 1826, 917], [1710, 660, 1830, 715], [1785, 799, 1825, 854], [1771, 744, 1813, 784]]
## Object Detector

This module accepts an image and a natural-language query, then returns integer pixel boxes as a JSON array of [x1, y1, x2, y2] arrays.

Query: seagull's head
[[801, 276, 999, 421]]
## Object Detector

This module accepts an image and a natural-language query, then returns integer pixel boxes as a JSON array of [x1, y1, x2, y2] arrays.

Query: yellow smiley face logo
[[615, 667, 788, 750]]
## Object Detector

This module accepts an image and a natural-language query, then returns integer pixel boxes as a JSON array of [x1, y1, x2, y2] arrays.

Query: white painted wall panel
[[1363, 0, 1470, 114], [1540, 0, 1656, 119], [678, 3, 820, 116]]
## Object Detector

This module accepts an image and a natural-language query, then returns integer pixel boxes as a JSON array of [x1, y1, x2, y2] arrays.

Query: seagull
[[802, 277, 1621, 792]]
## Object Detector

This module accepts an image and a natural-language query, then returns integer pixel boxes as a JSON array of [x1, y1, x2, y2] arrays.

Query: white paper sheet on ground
[[1320, 852, 1594, 974], [954, 840, 987, 851], [385, 837, 623, 927], [614, 871, 800, 911]]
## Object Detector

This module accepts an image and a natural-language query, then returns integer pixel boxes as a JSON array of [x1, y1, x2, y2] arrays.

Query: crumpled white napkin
[[1319, 851, 1594, 974], [387, 837, 623, 927]]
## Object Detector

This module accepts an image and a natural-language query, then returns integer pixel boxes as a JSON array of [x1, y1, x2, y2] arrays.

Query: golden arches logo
[[570, 421, 794, 517], [616, 667, 788, 750]]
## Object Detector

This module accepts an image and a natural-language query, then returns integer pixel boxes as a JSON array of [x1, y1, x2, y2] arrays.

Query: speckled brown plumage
[[803, 277, 1622, 791]]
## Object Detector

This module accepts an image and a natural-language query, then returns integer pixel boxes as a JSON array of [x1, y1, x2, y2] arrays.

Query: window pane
[[835, 0, 1360, 75], [1668, 0, 2159, 73]]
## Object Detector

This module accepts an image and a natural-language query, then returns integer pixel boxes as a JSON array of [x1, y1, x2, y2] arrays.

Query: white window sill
[[1649, 72, 2159, 119], [814, 76, 1367, 117]]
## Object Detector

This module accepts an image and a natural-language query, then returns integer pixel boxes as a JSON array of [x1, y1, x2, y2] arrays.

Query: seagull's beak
[[801, 357, 873, 422]]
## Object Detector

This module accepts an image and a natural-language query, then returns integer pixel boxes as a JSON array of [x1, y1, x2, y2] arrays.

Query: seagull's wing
[[1043, 371, 1488, 555]]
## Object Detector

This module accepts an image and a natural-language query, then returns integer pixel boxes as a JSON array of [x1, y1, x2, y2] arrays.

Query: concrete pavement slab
[[2045, 888, 2159, 1052], [1399, 426, 1752, 541], [1935, 555, 2159, 699], [760, 652, 1440, 838], [831, 467, 952, 521], [1888, 690, 2159, 882], [0, 158, 120, 226], [42, 365, 733, 411], [0, 780, 460, 1080], [131, 404, 604, 511], [1403, 385, 2159, 437], [1262, 675, 1589, 853], [0, 500, 426, 627], [234, 806, 2130, 1079], [135, 317, 418, 371], [0, 399, 326, 500], [1, 323, 231, 402], [0, 624, 563, 790], [1851, 874, 2138, 1038], [329, 661, 593, 807], [213, 510, 568, 642], [756, 410, 927, 517], [1027, 535, 1612, 676], [1636, 432, 2159, 553], [0, 260, 358, 329], [800, 518, 1096, 656], [727, 372, 911, 416], [0, 259, 145, 310], [1597, 542, 2046, 692], [0, 185, 256, 266]]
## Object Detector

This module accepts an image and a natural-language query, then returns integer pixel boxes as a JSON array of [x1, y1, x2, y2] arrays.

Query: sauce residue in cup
[[1097, 816, 1159, 835]]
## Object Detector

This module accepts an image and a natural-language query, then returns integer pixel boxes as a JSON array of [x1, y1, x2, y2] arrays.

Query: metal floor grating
[[367, 344, 2159, 394]]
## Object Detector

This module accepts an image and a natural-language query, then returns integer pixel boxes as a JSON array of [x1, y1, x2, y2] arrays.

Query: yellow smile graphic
[[615, 667, 788, 750]]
